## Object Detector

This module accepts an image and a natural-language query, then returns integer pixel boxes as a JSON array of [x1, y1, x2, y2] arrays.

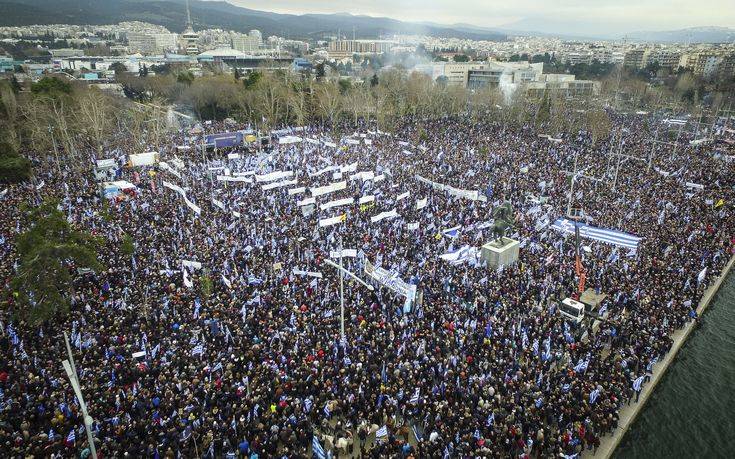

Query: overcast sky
[[222, 0, 735, 35]]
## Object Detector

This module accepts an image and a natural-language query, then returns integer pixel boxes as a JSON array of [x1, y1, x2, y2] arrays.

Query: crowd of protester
[[1, 112, 734, 458]]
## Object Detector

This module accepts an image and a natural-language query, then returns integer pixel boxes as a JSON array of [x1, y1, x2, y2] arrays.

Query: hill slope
[[0, 0, 506, 41]]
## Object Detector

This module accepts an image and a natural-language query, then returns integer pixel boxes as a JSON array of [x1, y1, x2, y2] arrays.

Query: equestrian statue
[[491, 200, 516, 244]]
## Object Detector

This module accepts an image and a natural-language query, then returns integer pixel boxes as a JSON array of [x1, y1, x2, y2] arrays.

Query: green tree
[[109, 62, 128, 75], [315, 63, 326, 80], [370, 74, 379, 87], [10, 201, 103, 323], [0, 141, 31, 184], [453, 54, 470, 62], [30, 77, 72, 98], [243, 71, 262, 89], [177, 71, 194, 86]]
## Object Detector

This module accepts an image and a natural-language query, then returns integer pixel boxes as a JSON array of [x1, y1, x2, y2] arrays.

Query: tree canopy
[[9, 201, 103, 324]]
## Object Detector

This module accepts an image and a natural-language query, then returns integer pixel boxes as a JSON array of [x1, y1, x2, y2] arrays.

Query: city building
[[327, 40, 396, 58], [232, 30, 262, 54], [127, 32, 158, 54]]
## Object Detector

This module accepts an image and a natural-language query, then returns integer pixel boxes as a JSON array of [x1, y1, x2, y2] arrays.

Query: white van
[[559, 298, 586, 324]]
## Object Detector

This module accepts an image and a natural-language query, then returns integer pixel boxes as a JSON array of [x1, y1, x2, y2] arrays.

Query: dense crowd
[[1, 113, 734, 458]]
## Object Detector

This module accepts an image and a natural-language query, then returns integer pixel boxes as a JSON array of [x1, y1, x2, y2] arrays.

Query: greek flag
[[551, 218, 642, 250], [247, 275, 263, 285], [323, 403, 330, 418], [574, 358, 589, 373], [66, 429, 76, 444], [191, 344, 204, 356], [562, 383, 571, 392], [532, 339, 539, 356], [48, 429, 54, 441], [633, 375, 645, 391], [486, 412, 495, 426], [312, 435, 326, 459], [522, 329, 529, 349], [535, 397, 543, 408], [590, 388, 600, 404], [376, 425, 388, 438], [343, 356, 352, 366], [303, 398, 313, 412], [646, 356, 658, 372], [410, 387, 420, 404], [442, 226, 461, 238], [211, 362, 223, 373], [473, 428, 481, 439]]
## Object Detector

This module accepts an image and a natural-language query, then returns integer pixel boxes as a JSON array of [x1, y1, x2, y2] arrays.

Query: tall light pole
[[62, 332, 98, 459], [323, 257, 374, 342]]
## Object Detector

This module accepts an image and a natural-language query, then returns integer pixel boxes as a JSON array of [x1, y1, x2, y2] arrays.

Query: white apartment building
[[232, 30, 262, 54]]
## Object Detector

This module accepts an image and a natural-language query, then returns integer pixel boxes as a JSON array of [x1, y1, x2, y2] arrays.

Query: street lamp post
[[62, 332, 98, 459], [323, 257, 374, 342]]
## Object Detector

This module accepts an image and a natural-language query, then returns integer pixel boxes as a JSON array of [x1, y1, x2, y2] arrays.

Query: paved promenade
[[596, 254, 735, 459]]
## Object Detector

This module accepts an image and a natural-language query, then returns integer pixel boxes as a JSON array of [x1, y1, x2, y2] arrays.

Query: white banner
[[370, 208, 400, 223], [416, 198, 428, 210], [359, 195, 375, 205], [406, 222, 420, 230], [217, 175, 252, 183], [288, 187, 306, 195], [159, 162, 182, 179], [350, 171, 374, 182], [309, 165, 339, 178], [396, 191, 410, 201], [340, 162, 358, 173], [318, 214, 346, 228], [181, 260, 202, 270], [262, 179, 298, 191], [298, 197, 316, 207], [163, 181, 185, 195], [292, 269, 323, 278], [184, 196, 201, 215], [330, 249, 358, 258], [255, 171, 293, 183], [320, 197, 354, 211], [212, 198, 225, 210], [311, 181, 347, 198], [364, 260, 416, 301], [415, 174, 482, 201]]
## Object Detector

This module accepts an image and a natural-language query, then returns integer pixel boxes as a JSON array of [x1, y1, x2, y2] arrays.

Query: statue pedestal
[[481, 238, 520, 269]]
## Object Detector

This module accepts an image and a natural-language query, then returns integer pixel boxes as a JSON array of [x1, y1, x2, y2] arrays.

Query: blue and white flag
[[375, 425, 388, 438], [551, 218, 642, 250], [633, 375, 645, 391], [486, 412, 495, 426], [439, 245, 476, 265], [303, 398, 313, 412], [247, 275, 263, 285], [442, 226, 461, 238], [590, 388, 600, 404], [532, 339, 539, 356], [312, 435, 326, 459], [646, 356, 658, 372], [66, 429, 76, 444], [191, 344, 204, 357], [410, 387, 420, 404], [323, 403, 331, 418], [574, 358, 589, 373]]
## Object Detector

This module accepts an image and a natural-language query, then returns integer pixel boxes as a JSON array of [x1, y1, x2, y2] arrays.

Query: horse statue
[[491, 200, 515, 244]]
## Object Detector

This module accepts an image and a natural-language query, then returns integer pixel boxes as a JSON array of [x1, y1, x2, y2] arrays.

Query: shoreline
[[596, 253, 735, 459]]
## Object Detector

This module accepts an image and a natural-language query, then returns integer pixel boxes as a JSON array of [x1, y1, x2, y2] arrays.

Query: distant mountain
[[625, 26, 735, 43], [0, 0, 506, 41]]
